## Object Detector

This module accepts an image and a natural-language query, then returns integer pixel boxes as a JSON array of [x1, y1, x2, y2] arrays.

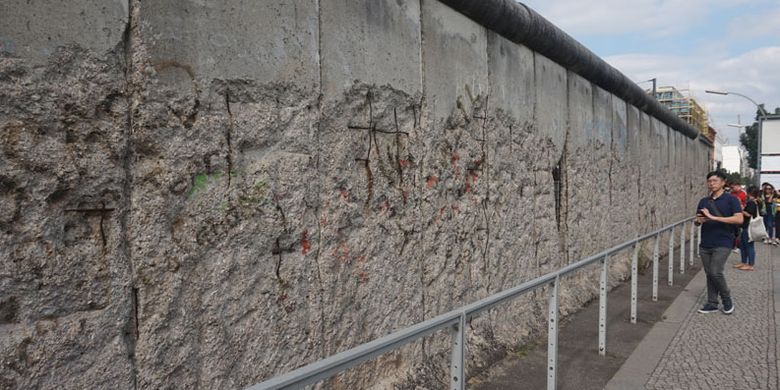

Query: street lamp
[[705, 89, 768, 182]]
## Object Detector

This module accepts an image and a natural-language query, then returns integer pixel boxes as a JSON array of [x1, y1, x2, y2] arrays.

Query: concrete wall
[[0, 0, 709, 389]]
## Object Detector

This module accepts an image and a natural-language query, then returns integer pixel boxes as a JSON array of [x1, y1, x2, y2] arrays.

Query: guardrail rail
[[249, 217, 700, 390]]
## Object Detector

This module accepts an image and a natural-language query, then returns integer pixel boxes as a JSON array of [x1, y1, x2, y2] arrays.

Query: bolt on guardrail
[[248, 217, 699, 390]]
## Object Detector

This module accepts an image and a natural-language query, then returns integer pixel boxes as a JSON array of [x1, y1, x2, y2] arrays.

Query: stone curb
[[603, 268, 706, 389]]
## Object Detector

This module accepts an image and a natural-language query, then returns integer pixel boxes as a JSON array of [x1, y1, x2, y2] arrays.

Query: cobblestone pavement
[[644, 243, 778, 390]]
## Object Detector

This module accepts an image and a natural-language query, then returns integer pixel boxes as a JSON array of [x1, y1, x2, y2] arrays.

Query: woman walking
[[759, 183, 778, 245], [736, 186, 759, 270]]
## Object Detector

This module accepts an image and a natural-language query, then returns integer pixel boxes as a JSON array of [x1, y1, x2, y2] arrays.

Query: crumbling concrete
[[0, 1, 710, 389]]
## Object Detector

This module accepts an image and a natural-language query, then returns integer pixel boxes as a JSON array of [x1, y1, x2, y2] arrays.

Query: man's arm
[[699, 197, 744, 225], [706, 212, 743, 225]]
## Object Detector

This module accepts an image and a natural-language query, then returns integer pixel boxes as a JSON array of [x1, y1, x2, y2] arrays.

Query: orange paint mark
[[356, 255, 367, 263], [300, 230, 311, 255], [339, 189, 349, 201], [469, 171, 479, 182], [426, 175, 438, 188], [356, 271, 369, 283]]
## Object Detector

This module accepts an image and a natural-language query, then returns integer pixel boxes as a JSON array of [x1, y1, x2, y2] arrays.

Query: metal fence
[[249, 217, 700, 390]]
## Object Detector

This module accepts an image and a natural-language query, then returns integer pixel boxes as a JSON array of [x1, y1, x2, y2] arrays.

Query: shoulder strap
[[708, 198, 725, 217]]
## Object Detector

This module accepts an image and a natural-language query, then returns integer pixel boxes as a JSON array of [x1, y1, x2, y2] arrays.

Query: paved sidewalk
[[606, 243, 779, 389]]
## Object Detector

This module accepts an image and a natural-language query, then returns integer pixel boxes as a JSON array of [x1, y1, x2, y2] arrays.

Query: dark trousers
[[699, 246, 731, 305], [739, 228, 756, 266]]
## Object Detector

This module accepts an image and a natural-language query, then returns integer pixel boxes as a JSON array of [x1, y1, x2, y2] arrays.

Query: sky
[[520, 0, 780, 145]]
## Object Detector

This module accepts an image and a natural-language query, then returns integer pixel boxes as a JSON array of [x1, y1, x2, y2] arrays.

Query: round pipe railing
[[247, 217, 699, 390]]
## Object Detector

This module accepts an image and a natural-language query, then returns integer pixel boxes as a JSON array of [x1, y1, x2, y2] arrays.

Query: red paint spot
[[435, 206, 446, 225], [401, 188, 409, 204], [300, 230, 311, 255], [451, 203, 460, 212], [377, 200, 390, 213], [320, 216, 328, 227], [426, 175, 438, 188], [356, 271, 369, 283], [464, 181, 471, 193], [451, 151, 460, 165], [335, 242, 350, 264], [398, 159, 411, 168], [469, 171, 479, 182], [356, 255, 367, 263], [339, 189, 349, 201]]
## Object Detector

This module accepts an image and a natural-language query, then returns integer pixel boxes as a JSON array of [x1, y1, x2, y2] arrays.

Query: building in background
[[721, 145, 749, 177], [653, 86, 709, 136]]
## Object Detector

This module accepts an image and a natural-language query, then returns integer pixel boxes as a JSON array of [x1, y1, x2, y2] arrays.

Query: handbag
[[749, 215, 769, 242]]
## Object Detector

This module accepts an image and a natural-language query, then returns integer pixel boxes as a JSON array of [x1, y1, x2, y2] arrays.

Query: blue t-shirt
[[696, 193, 742, 249]]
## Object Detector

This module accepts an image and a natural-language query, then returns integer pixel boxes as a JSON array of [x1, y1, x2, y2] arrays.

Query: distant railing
[[248, 217, 700, 390]]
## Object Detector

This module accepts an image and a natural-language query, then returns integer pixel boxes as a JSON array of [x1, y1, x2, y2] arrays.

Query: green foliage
[[715, 168, 755, 187], [740, 105, 779, 171], [187, 173, 210, 198]]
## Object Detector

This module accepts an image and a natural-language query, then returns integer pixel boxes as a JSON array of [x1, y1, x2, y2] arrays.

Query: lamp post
[[705, 90, 768, 182]]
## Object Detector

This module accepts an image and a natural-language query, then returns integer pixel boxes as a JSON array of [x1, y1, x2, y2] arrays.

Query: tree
[[739, 105, 780, 170]]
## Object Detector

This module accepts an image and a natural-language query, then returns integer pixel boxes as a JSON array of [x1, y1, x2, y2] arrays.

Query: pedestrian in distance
[[694, 171, 743, 314], [735, 186, 759, 271], [731, 181, 747, 208], [759, 183, 778, 245], [729, 181, 747, 254]]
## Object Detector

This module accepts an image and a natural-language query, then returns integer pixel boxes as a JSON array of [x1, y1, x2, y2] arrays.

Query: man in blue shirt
[[694, 171, 743, 314]]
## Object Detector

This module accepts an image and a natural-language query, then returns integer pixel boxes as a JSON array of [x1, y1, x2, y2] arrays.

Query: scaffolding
[[652, 86, 709, 136]]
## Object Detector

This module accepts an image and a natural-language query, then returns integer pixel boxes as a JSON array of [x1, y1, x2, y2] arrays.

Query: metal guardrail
[[248, 217, 700, 390]]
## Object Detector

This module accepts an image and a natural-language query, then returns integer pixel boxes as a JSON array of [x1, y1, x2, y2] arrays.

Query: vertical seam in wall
[[483, 29, 492, 293], [313, 0, 326, 362], [121, 0, 138, 388], [416, 0, 427, 354]]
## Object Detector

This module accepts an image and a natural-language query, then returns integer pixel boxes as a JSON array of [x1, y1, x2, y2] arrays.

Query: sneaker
[[722, 298, 735, 314], [698, 303, 719, 314]]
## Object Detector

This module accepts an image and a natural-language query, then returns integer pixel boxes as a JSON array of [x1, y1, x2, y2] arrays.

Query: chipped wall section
[[0, 1, 134, 390], [0, 0, 710, 389]]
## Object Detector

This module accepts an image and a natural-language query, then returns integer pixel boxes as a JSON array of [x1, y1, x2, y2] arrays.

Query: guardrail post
[[450, 314, 466, 390], [697, 225, 701, 256], [630, 242, 639, 324], [652, 233, 660, 302], [599, 255, 609, 356], [547, 276, 559, 390], [679, 223, 685, 274], [668, 226, 674, 286], [689, 221, 695, 266]]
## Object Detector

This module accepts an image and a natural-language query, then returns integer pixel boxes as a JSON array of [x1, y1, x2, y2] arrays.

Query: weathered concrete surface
[[0, 0, 128, 64], [0, 0, 711, 389], [0, 39, 134, 390], [140, 0, 320, 93], [421, 0, 488, 122], [320, 0, 422, 98]]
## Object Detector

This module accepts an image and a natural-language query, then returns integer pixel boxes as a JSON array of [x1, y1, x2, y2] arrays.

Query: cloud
[[727, 7, 780, 39], [519, 0, 760, 38], [603, 46, 780, 143]]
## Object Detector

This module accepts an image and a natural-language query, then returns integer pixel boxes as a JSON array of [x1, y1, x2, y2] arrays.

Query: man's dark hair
[[748, 186, 760, 198], [706, 171, 727, 180]]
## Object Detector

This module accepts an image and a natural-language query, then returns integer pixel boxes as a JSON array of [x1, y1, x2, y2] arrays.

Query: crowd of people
[[694, 171, 779, 315]]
